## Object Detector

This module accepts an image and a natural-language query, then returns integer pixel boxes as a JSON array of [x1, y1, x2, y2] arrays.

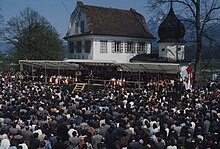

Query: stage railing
[[84, 78, 146, 88]]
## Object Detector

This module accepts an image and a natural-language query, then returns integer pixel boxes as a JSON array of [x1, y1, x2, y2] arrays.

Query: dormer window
[[75, 22, 78, 34], [80, 21, 84, 33], [78, 12, 81, 19]]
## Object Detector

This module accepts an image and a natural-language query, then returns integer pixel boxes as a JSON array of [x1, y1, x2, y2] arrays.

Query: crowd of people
[[0, 72, 219, 149]]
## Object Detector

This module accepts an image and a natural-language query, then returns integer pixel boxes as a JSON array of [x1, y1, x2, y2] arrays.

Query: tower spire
[[170, 0, 173, 9]]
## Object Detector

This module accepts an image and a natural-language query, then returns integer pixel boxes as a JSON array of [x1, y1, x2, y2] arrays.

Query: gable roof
[[64, 1, 155, 39]]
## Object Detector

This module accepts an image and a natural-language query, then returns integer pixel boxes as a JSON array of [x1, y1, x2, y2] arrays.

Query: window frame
[[68, 42, 75, 53], [75, 22, 79, 34], [80, 21, 85, 33], [100, 41, 108, 53], [137, 42, 146, 54], [76, 41, 82, 53], [125, 42, 135, 53], [84, 40, 91, 53], [112, 41, 123, 53]]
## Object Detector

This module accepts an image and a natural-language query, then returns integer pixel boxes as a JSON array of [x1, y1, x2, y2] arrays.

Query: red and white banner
[[180, 65, 193, 90]]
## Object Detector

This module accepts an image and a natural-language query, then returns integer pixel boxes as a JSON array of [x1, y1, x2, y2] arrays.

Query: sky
[[1, 0, 151, 38]]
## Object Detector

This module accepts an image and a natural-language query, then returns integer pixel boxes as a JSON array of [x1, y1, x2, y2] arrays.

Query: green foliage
[[2, 7, 64, 62]]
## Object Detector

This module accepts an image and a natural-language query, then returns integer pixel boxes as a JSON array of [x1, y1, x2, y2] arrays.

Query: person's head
[[72, 131, 77, 137], [153, 123, 157, 129], [33, 133, 39, 139]]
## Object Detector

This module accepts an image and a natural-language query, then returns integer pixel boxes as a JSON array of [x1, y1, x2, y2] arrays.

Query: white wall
[[66, 35, 152, 63], [158, 42, 185, 60], [93, 36, 145, 63]]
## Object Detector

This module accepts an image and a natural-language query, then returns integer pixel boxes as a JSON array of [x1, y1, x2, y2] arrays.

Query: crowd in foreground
[[0, 72, 219, 149]]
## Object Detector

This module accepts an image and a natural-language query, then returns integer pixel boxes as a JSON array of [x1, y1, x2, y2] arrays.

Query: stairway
[[73, 83, 86, 92]]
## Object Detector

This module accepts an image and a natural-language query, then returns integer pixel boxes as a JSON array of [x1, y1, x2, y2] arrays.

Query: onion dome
[[158, 6, 185, 42]]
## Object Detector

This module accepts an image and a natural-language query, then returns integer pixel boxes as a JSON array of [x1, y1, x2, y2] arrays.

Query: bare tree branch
[[180, 19, 197, 27], [201, 1, 220, 33]]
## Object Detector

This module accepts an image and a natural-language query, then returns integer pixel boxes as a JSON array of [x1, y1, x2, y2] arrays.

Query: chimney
[[77, 1, 84, 7]]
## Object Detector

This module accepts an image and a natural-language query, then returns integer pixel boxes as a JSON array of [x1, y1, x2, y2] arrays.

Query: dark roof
[[158, 6, 185, 43], [130, 53, 177, 63], [130, 53, 190, 63], [65, 1, 155, 39]]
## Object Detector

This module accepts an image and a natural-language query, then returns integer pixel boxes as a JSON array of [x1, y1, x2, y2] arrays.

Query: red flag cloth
[[110, 78, 115, 87], [52, 77, 56, 84], [122, 79, 126, 88], [186, 65, 192, 74], [67, 78, 72, 84]]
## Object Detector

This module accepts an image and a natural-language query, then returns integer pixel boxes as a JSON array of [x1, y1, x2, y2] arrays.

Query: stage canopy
[[19, 59, 180, 74], [117, 62, 179, 74], [19, 60, 80, 70], [63, 59, 180, 74]]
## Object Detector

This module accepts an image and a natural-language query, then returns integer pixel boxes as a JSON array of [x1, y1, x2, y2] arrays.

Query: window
[[144, 43, 148, 53], [76, 41, 82, 53], [80, 21, 85, 33], [125, 42, 135, 53], [137, 42, 146, 53], [85, 40, 91, 53], [100, 41, 107, 53], [78, 12, 81, 19], [75, 22, 78, 34], [68, 42, 74, 53], [112, 41, 123, 53]]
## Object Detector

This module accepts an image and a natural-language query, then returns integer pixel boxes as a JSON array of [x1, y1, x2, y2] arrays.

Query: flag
[[186, 65, 192, 74], [180, 65, 193, 90], [186, 65, 193, 90]]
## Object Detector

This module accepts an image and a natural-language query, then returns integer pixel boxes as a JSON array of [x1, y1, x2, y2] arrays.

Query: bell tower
[[157, 1, 185, 61]]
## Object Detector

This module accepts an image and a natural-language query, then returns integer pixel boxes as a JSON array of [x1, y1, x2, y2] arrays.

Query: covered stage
[[19, 59, 180, 73], [19, 59, 180, 85]]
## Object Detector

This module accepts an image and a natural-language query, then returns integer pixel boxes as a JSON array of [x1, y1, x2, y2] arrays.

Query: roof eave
[[64, 33, 156, 40]]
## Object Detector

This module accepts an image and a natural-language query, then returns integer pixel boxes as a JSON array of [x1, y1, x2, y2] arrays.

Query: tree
[[2, 7, 64, 62], [146, 0, 220, 88], [0, 8, 4, 38]]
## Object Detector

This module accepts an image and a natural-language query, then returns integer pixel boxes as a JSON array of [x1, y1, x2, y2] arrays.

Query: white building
[[64, 1, 155, 63], [62, 1, 190, 77], [19, 1, 190, 82]]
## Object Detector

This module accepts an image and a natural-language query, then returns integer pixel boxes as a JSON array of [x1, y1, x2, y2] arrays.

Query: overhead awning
[[19, 60, 80, 70], [19, 59, 180, 74], [63, 59, 118, 67], [63, 59, 179, 74], [117, 62, 180, 74]]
